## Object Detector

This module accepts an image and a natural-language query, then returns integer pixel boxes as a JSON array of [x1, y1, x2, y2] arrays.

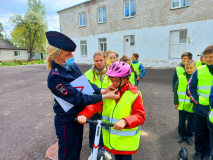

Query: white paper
[[53, 75, 95, 112]]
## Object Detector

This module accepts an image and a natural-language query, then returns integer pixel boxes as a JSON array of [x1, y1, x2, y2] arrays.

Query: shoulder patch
[[52, 68, 60, 75], [56, 84, 68, 95]]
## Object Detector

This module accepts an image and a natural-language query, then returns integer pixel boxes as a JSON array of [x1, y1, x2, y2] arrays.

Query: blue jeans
[[178, 110, 194, 137], [114, 154, 132, 160]]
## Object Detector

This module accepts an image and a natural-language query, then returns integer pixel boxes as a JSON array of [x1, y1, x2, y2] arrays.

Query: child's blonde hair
[[93, 51, 105, 82], [185, 60, 195, 66], [46, 44, 62, 70], [105, 50, 117, 59]]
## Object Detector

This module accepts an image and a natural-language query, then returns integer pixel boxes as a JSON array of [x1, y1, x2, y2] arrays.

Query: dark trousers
[[114, 154, 132, 160], [194, 113, 211, 157], [178, 110, 194, 137], [89, 122, 104, 149], [210, 132, 213, 160], [55, 117, 83, 160], [135, 80, 139, 86]]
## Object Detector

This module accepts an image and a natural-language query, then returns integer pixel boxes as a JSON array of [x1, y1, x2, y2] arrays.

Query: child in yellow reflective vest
[[78, 61, 145, 160], [174, 60, 196, 145], [120, 55, 138, 86], [105, 50, 117, 69], [84, 51, 112, 160]]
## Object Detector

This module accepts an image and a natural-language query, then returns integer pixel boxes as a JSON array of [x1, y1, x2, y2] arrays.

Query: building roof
[[0, 39, 27, 50], [57, 0, 91, 13]]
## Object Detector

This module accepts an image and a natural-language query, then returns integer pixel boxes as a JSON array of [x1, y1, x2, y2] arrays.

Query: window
[[171, 0, 190, 9], [169, 30, 187, 58], [124, 0, 136, 18], [98, 7, 106, 23], [99, 38, 107, 53], [14, 50, 21, 57], [80, 41, 87, 56], [79, 13, 86, 27]]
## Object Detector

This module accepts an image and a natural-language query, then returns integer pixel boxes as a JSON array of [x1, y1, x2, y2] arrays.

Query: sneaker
[[102, 149, 112, 160], [202, 156, 210, 160], [193, 153, 202, 160], [177, 136, 184, 143], [186, 137, 193, 145], [88, 151, 92, 160]]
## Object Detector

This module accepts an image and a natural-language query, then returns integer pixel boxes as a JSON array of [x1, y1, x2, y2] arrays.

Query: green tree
[[10, 0, 47, 60], [0, 23, 4, 38]]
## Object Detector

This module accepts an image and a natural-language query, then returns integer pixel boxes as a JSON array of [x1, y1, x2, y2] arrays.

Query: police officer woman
[[45, 31, 119, 160]]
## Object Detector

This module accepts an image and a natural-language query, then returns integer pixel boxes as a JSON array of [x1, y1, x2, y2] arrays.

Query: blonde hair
[[105, 50, 117, 59], [93, 51, 105, 82], [185, 60, 195, 66], [46, 44, 62, 70]]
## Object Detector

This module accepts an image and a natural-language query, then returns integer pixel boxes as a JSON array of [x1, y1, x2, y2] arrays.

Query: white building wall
[[73, 19, 213, 68], [0, 49, 28, 62]]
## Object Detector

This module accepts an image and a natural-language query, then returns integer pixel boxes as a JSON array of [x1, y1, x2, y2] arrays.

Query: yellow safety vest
[[102, 90, 142, 151], [84, 69, 112, 89], [196, 60, 202, 67], [129, 72, 136, 85], [176, 66, 185, 77], [197, 65, 213, 106], [177, 75, 193, 113], [131, 61, 141, 76]]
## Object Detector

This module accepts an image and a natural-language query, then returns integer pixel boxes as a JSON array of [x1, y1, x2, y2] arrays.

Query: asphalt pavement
[[0, 64, 195, 160]]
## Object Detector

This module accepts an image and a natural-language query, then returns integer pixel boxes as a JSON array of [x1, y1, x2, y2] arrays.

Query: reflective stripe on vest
[[131, 61, 141, 76], [197, 65, 213, 106], [84, 69, 111, 89], [177, 74, 193, 113], [102, 125, 142, 136], [129, 72, 136, 85], [176, 66, 185, 77], [102, 90, 142, 151]]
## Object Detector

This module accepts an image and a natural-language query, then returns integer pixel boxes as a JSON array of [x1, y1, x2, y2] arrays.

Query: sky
[[0, 0, 87, 37]]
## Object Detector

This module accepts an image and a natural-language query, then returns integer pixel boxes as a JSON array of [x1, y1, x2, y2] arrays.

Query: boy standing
[[131, 53, 145, 86], [173, 52, 192, 92], [196, 52, 205, 67], [187, 45, 213, 160], [174, 60, 196, 145]]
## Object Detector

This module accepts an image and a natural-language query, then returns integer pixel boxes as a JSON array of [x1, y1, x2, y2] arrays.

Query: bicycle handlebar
[[75, 118, 114, 127]]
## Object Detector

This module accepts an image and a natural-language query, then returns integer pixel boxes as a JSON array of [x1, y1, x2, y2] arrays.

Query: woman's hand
[[175, 105, 178, 109], [77, 115, 87, 125], [103, 89, 120, 99], [113, 119, 127, 130], [101, 85, 116, 94]]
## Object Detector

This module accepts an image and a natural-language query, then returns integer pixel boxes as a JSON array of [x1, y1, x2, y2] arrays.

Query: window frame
[[169, 29, 187, 59], [171, 0, 190, 9], [124, 0, 136, 19], [98, 7, 107, 23], [14, 50, 21, 57], [80, 40, 87, 56], [99, 38, 107, 53], [79, 13, 87, 27]]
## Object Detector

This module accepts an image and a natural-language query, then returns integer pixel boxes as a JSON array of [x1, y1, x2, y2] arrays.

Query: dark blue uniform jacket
[[47, 61, 102, 121], [187, 65, 213, 118]]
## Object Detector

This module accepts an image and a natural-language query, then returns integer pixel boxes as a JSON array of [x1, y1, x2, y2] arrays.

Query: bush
[[1, 60, 46, 67]]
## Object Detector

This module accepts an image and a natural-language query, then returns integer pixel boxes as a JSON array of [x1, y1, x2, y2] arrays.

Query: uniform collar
[[52, 60, 68, 74]]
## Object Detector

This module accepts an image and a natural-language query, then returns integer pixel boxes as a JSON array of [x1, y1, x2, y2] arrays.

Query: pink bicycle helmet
[[106, 61, 131, 77]]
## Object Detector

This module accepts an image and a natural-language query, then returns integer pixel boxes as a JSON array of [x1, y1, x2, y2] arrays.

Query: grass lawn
[[1, 60, 46, 67]]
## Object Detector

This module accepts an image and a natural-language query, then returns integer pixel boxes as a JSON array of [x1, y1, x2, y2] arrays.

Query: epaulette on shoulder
[[52, 68, 60, 75]]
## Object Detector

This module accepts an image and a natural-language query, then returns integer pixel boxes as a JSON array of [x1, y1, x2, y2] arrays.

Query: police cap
[[46, 31, 76, 52]]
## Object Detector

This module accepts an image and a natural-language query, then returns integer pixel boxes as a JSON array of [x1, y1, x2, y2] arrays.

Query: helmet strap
[[118, 78, 126, 91]]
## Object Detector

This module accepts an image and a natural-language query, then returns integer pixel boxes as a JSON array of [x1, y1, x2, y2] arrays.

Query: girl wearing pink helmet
[[77, 61, 145, 160]]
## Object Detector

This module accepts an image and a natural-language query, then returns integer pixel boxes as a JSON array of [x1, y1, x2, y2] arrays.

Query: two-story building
[[58, 0, 213, 68]]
